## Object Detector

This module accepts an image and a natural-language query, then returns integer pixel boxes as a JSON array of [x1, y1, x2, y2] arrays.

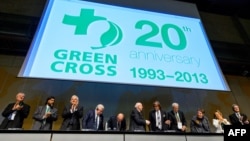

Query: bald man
[[129, 102, 150, 131], [0, 92, 30, 129], [107, 113, 127, 131], [60, 95, 83, 130]]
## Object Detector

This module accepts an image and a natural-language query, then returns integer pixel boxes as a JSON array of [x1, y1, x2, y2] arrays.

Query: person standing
[[32, 96, 58, 130], [148, 101, 167, 131], [0, 92, 30, 129], [165, 102, 187, 132], [190, 108, 210, 133], [107, 113, 126, 131], [229, 104, 249, 126], [82, 104, 105, 131], [212, 110, 230, 133], [60, 95, 83, 130], [129, 102, 150, 131]]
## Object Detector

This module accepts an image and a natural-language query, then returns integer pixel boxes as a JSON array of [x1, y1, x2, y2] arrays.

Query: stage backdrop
[[0, 54, 250, 131]]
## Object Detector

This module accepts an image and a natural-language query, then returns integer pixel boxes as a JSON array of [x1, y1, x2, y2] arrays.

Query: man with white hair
[[82, 104, 105, 130], [165, 102, 187, 132], [0, 92, 30, 129], [129, 102, 150, 131], [60, 95, 83, 130]]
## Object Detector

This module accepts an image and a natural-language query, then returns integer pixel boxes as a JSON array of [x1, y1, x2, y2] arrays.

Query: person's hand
[[46, 112, 51, 117], [146, 120, 150, 125], [165, 120, 171, 125], [12, 104, 23, 110], [239, 116, 243, 121], [71, 103, 78, 111], [195, 120, 200, 124], [244, 119, 249, 124], [43, 112, 51, 119], [182, 125, 186, 131], [222, 119, 229, 124]]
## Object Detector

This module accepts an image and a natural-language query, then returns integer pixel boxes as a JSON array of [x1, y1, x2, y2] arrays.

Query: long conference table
[[0, 130, 223, 141]]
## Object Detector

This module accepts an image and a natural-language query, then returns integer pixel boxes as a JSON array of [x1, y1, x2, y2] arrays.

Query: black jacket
[[107, 115, 126, 131], [0, 102, 30, 129], [129, 108, 146, 131]]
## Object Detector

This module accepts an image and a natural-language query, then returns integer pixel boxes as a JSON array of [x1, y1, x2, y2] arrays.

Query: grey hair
[[71, 95, 79, 100], [134, 102, 142, 108], [172, 102, 179, 107], [96, 104, 105, 110]]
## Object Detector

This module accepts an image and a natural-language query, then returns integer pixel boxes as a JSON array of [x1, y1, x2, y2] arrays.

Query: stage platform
[[0, 130, 223, 141]]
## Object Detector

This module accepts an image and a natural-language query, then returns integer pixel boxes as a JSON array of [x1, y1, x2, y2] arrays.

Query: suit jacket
[[148, 109, 167, 131], [0, 102, 30, 129], [129, 108, 146, 131], [32, 105, 58, 130], [107, 115, 126, 131], [229, 112, 248, 126], [82, 109, 104, 130], [60, 104, 83, 130], [167, 110, 187, 132]]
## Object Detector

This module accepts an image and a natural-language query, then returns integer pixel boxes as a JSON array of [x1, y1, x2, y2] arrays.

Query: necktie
[[237, 113, 240, 119], [43, 106, 50, 125], [95, 116, 98, 130], [175, 112, 180, 122], [157, 111, 161, 129], [117, 122, 121, 131]]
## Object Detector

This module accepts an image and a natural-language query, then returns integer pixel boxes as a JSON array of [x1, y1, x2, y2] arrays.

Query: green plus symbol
[[62, 9, 106, 35]]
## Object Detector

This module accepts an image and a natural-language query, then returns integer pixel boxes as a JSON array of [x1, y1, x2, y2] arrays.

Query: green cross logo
[[62, 9, 123, 49]]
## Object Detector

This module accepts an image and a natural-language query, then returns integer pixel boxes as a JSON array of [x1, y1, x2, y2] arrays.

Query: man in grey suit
[[32, 96, 58, 130]]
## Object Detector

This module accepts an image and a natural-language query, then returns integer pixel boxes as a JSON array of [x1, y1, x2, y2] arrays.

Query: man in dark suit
[[107, 113, 126, 131], [60, 95, 83, 130], [165, 102, 187, 132], [32, 96, 58, 130], [149, 101, 167, 131], [82, 104, 104, 130], [229, 104, 249, 126], [0, 92, 30, 129], [129, 102, 150, 131]]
